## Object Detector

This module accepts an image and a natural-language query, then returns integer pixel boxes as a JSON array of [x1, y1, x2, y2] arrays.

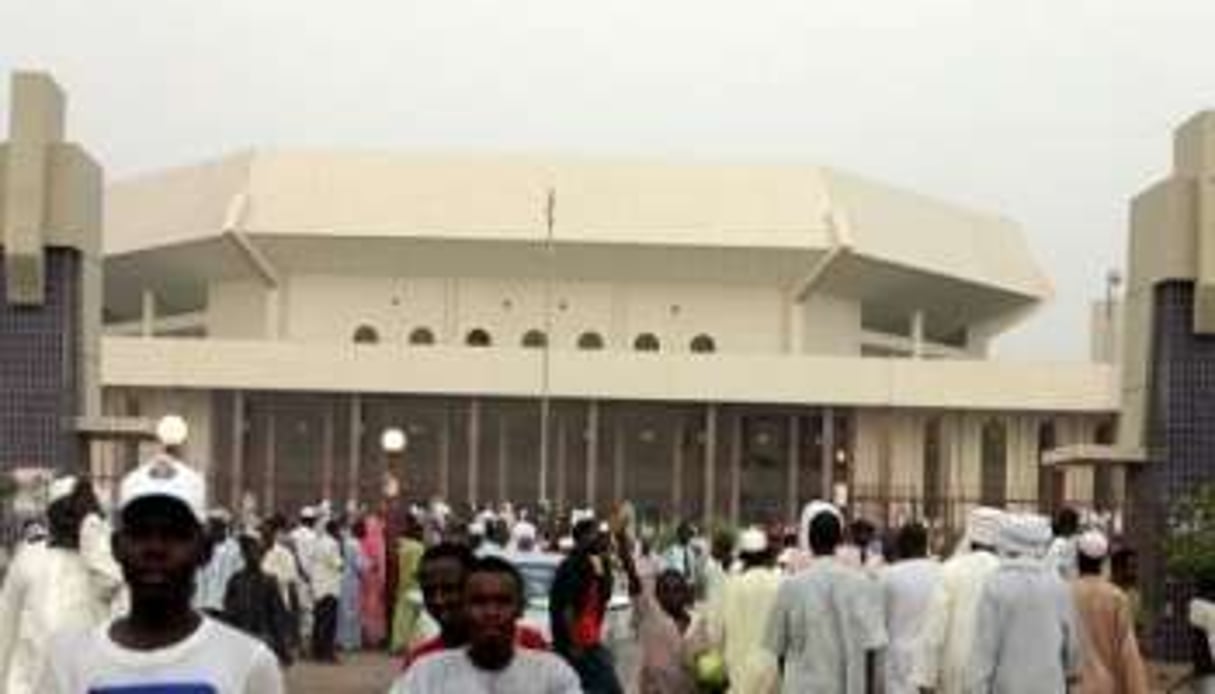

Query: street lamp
[[381, 427, 408, 499], [156, 414, 188, 458]]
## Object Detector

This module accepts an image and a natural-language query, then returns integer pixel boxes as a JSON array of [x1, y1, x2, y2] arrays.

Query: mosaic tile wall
[[0, 248, 82, 472], [1134, 280, 1215, 659]]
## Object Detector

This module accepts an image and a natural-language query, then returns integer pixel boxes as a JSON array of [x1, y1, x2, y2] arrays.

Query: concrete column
[[704, 404, 718, 526], [497, 412, 508, 504], [347, 395, 363, 508], [229, 391, 246, 508], [673, 416, 685, 514], [821, 407, 835, 504], [140, 289, 155, 337], [468, 399, 481, 508], [439, 405, 451, 499], [321, 401, 335, 501], [911, 310, 925, 359], [787, 414, 800, 524], [263, 410, 277, 512], [556, 412, 568, 509], [729, 410, 742, 525], [612, 418, 625, 504], [586, 402, 600, 506]]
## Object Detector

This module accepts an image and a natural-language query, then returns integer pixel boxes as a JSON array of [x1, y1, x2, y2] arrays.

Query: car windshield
[[515, 560, 558, 602]]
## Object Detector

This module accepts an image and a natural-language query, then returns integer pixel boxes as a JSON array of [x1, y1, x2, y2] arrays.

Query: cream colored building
[[94, 150, 1118, 528]]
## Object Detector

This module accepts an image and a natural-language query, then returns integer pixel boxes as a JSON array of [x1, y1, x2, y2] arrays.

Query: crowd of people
[[0, 436, 1191, 693]]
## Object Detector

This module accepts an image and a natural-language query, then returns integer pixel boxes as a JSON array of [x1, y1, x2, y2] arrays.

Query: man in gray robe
[[965, 513, 1082, 694]]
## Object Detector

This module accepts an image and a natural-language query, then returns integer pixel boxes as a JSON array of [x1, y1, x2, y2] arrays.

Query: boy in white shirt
[[39, 456, 283, 694]]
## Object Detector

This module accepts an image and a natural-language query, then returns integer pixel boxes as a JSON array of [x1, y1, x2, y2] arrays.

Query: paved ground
[[286, 652, 399, 694], [286, 650, 1189, 693]]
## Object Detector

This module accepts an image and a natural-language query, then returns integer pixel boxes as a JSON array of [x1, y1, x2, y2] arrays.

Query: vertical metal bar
[[468, 399, 481, 509], [704, 404, 718, 526], [348, 394, 362, 509], [538, 188, 556, 505], [787, 414, 800, 524], [586, 401, 600, 507]]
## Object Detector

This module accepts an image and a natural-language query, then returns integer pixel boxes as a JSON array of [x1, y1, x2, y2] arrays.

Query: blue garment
[[336, 535, 365, 651]]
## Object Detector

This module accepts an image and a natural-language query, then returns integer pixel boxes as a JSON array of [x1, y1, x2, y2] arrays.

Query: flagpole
[[539, 188, 555, 507]]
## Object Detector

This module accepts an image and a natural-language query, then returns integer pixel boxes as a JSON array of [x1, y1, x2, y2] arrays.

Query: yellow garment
[[706, 567, 782, 694], [390, 537, 424, 652], [910, 550, 1000, 694]]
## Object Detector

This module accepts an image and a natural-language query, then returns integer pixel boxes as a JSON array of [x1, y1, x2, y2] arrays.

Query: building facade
[[91, 150, 1119, 531]]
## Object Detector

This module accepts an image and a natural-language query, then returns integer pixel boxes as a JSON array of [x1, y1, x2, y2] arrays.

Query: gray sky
[[3, 0, 1214, 360]]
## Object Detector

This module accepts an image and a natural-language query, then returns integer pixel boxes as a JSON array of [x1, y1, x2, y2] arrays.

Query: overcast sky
[[3, 0, 1213, 360]]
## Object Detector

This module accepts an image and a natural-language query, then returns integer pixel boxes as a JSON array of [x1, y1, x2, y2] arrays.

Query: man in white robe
[[765, 502, 887, 694], [881, 522, 940, 694], [965, 513, 1082, 694], [910, 507, 1002, 694], [0, 476, 121, 694]]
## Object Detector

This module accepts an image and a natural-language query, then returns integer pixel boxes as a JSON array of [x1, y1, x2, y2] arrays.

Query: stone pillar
[[821, 407, 835, 504], [586, 401, 600, 506], [321, 400, 335, 501], [787, 414, 800, 523], [229, 391, 246, 508], [347, 395, 362, 508], [263, 410, 277, 512], [468, 399, 481, 508], [673, 416, 685, 514], [729, 411, 742, 525], [703, 404, 718, 526]]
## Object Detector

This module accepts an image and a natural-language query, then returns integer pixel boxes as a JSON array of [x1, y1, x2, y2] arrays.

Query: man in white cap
[[764, 502, 886, 694], [911, 506, 1003, 694], [1070, 530, 1148, 694], [705, 526, 782, 694], [40, 456, 283, 693], [965, 513, 1082, 694], [880, 521, 940, 694], [0, 475, 121, 694]]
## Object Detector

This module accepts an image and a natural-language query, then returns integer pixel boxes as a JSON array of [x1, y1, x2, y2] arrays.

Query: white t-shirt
[[39, 616, 283, 694], [390, 648, 582, 694]]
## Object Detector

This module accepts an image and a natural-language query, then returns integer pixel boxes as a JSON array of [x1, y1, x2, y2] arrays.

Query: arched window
[[633, 333, 661, 352], [352, 324, 380, 344], [521, 329, 548, 349], [980, 419, 1008, 506], [408, 327, 436, 346], [689, 334, 716, 354], [466, 329, 493, 348], [577, 332, 605, 351]]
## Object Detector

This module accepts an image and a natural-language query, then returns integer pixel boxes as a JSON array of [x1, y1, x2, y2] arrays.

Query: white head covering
[[118, 455, 207, 526], [469, 519, 486, 537], [1076, 529, 1109, 560], [512, 520, 538, 544], [48, 475, 78, 505], [739, 526, 769, 554], [798, 500, 842, 552], [997, 513, 1052, 558], [968, 506, 1004, 547]]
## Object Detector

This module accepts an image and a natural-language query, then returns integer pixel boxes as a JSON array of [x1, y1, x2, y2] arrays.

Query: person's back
[[765, 558, 884, 694], [225, 566, 292, 664], [882, 557, 940, 694], [0, 543, 109, 694], [716, 566, 782, 692], [1070, 530, 1148, 694], [968, 557, 1079, 694], [911, 549, 999, 694]]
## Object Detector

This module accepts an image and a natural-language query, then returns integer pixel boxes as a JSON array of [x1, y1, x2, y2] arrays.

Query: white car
[[508, 551, 633, 645]]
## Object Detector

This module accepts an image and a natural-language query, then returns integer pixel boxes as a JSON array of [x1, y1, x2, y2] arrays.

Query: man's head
[[1053, 507, 1080, 538], [465, 556, 525, 671], [655, 568, 692, 618], [895, 522, 929, 561], [487, 518, 510, 547], [967, 506, 1003, 553], [238, 530, 265, 568], [997, 513, 1052, 559], [46, 476, 94, 549], [572, 518, 601, 554], [676, 521, 695, 546], [1076, 529, 1109, 576], [419, 542, 477, 638], [710, 530, 734, 565], [113, 457, 209, 611], [808, 510, 843, 557], [849, 518, 876, 548]]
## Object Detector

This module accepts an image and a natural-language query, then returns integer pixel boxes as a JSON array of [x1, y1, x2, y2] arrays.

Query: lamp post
[[381, 427, 408, 501]]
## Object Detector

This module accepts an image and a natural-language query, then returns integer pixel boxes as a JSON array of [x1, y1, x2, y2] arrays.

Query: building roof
[[102, 150, 1052, 324]]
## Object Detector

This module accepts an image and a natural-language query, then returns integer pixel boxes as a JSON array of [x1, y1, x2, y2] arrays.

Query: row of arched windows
[[352, 324, 717, 353]]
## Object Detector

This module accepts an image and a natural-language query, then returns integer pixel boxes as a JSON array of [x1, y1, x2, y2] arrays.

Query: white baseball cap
[[1076, 529, 1110, 559], [118, 454, 206, 526], [739, 526, 769, 554]]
